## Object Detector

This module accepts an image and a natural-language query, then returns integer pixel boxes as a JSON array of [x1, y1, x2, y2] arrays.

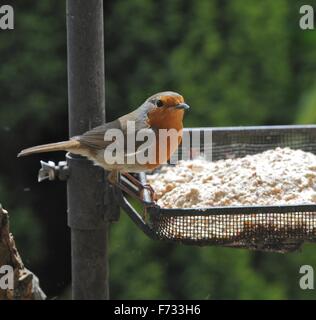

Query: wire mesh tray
[[115, 125, 316, 253]]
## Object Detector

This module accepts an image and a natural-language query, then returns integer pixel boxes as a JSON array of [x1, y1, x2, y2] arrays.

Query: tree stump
[[0, 204, 46, 300]]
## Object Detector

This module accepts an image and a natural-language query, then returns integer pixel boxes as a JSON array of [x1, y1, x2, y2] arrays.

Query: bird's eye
[[156, 99, 164, 107]]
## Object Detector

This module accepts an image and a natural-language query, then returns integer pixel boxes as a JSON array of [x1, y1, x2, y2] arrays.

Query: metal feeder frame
[[115, 125, 316, 253]]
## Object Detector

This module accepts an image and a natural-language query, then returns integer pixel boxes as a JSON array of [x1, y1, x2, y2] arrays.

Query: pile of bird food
[[147, 148, 316, 250], [147, 147, 316, 208]]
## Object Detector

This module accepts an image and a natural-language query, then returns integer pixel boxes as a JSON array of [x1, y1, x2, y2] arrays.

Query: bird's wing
[[78, 119, 123, 150], [77, 106, 155, 153]]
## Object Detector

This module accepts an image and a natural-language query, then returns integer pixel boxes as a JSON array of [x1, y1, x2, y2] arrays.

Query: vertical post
[[66, 0, 109, 300]]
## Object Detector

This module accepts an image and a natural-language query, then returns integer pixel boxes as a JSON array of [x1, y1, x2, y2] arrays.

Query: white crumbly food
[[147, 147, 316, 209], [146, 148, 316, 249]]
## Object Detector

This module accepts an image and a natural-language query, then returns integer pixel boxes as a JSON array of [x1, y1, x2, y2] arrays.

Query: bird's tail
[[17, 139, 80, 157]]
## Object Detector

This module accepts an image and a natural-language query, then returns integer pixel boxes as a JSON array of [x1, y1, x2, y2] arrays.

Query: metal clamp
[[38, 161, 69, 182]]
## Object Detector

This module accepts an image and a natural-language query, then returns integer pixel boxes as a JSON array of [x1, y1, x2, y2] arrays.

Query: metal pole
[[66, 0, 109, 300]]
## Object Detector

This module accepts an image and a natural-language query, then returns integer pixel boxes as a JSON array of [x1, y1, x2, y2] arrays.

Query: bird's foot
[[115, 172, 155, 204], [108, 170, 156, 207]]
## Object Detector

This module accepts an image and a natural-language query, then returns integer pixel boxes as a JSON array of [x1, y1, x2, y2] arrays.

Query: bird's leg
[[121, 172, 155, 203], [108, 170, 143, 203], [120, 172, 156, 222], [107, 170, 119, 185], [108, 170, 155, 222], [108, 170, 142, 199]]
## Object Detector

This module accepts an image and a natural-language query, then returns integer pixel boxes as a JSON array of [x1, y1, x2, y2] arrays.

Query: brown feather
[[17, 139, 81, 157]]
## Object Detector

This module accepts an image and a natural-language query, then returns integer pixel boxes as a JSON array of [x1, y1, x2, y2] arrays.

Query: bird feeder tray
[[115, 125, 316, 253]]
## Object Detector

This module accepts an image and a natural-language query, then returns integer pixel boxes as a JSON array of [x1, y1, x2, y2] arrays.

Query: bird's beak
[[175, 103, 190, 110]]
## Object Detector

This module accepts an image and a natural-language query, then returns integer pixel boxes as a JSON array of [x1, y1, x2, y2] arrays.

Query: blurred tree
[[105, 0, 315, 127], [0, 0, 69, 297], [297, 82, 316, 124], [0, 1, 67, 129]]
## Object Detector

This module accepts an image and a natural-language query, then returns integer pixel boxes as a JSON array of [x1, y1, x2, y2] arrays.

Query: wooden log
[[0, 204, 46, 300]]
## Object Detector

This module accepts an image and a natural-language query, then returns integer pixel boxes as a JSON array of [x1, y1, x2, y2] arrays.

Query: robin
[[18, 91, 190, 187]]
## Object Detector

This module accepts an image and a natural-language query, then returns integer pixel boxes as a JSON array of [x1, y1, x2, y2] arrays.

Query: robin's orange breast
[[144, 107, 185, 170], [144, 131, 182, 171]]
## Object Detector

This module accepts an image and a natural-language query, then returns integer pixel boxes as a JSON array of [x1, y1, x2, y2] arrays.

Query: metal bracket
[[37, 156, 120, 224], [38, 161, 69, 182]]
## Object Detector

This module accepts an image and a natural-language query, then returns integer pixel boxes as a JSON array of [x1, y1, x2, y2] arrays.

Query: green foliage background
[[1, 0, 316, 299]]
